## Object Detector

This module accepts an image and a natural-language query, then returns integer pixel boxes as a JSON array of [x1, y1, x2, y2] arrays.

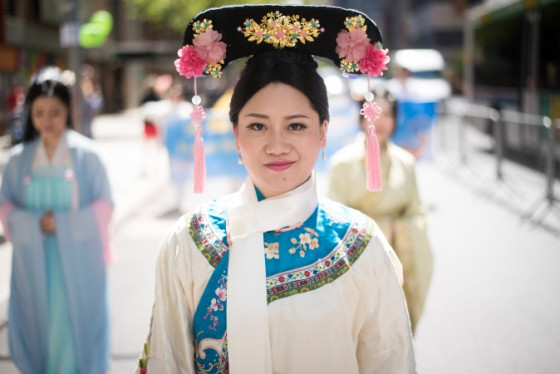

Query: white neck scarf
[[226, 174, 319, 374]]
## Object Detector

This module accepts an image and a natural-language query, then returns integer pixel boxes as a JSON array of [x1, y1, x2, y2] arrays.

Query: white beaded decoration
[[364, 92, 374, 102], [192, 95, 202, 105]]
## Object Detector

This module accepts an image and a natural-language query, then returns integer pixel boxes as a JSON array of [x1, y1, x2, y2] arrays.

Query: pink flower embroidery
[[193, 29, 227, 66], [299, 233, 311, 245], [209, 298, 219, 311], [335, 28, 370, 62], [358, 44, 390, 77], [264, 242, 280, 260], [309, 238, 319, 250], [174, 45, 206, 79], [215, 287, 227, 302]]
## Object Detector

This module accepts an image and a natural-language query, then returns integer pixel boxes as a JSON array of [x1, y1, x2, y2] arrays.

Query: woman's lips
[[265, 161, 294, 171]]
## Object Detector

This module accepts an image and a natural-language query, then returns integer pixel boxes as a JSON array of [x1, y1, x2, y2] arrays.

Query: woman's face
[[31, 96, 68, 143], [234, 82, 328, 198], [361, 97, 395, 146]]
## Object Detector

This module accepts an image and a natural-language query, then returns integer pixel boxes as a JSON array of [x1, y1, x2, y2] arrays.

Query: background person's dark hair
[[229, 50, 330, 126], [21, 67, 74, 144]]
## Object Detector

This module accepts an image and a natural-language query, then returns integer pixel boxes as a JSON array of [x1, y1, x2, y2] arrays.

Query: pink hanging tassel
[[365, 124, 382, 191], [191, 104, 206, 193], [361, 101, 382, 192]]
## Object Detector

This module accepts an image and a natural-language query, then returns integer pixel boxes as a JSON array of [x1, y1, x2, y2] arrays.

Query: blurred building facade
[[0, 0, 177, 135], [0, 0, 482, 135], [2, 0, 557, 137], [464, 0, 560, 119]]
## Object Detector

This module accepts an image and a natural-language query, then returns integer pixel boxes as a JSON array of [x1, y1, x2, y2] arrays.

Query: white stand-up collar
[[33, 131, 72, 168]]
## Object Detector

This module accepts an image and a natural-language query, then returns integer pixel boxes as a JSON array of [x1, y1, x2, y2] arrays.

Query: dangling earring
[[322, 150, 327, 161], [237, 154, 243, 165]]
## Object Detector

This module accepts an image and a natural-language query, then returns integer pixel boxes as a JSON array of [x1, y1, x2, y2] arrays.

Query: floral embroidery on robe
[[188, 197, 374, 373]]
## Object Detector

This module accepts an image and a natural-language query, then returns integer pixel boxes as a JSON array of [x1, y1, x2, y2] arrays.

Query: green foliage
[[124, 0, 279, 32], [80, 11, 114, 48]]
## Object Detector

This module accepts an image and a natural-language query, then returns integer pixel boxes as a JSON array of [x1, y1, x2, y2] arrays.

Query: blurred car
[[386, 48, 451, 102]]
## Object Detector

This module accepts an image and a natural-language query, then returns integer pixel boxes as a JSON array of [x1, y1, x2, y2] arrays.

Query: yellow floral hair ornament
[[239, 11, 323, 49]]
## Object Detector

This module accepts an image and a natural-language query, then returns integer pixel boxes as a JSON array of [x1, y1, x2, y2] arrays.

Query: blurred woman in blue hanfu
[[0, 66, 113, 374]]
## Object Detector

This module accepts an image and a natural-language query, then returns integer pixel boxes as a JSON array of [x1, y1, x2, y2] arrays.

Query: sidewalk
[[412, 115, 560, 372], [413, 158, 560, 373], [0, 108, 170, 327]]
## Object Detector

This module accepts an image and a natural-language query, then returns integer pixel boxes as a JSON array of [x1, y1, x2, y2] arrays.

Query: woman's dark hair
[[229, 50, 329, 126], [21, 66, 74, 143]]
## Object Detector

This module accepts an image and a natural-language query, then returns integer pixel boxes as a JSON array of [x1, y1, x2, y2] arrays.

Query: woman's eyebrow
[[243, 113, 268, 119], [285, 114, 309, 120], [242, 113, 310, 120]]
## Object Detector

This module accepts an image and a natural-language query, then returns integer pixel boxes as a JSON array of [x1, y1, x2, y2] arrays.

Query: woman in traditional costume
[[138, 5, 415, 373], [328, 90, 434, 333], [0, 66, 113, 373]]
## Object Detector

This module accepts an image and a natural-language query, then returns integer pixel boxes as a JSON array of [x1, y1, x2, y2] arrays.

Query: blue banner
[[163, 108, 247, 181]]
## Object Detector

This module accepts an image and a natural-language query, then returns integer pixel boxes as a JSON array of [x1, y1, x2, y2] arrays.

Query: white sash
[[226, 174, 318, 374]]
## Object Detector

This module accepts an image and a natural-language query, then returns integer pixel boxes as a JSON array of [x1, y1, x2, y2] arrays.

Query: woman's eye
[[247, 123, 265, 131], [289, 123, 307, 131]]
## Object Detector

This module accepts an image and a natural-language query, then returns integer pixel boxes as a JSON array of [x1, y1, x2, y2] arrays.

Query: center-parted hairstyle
[[176, 4, 390, 193], [229, 49, 329, 127]]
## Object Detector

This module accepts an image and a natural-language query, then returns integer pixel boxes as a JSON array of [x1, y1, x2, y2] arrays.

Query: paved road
[[414, 161, 560, 373], [1, 109, 559, 373]]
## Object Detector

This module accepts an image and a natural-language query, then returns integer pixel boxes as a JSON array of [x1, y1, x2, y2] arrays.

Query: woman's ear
[[232, 123, 240, 151]]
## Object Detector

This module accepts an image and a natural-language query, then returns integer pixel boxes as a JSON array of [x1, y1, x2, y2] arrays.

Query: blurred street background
[[1, 0, 560, 372]]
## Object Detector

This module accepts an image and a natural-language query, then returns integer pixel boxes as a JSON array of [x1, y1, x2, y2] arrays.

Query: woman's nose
[[265, 130, 290, 155]]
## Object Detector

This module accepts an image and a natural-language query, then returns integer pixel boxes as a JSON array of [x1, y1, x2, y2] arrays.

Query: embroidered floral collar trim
[[188, 202, 375, 304]]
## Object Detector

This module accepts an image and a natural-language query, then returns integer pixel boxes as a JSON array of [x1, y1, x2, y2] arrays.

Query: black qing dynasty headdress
[[175, 4, 389, 193]]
